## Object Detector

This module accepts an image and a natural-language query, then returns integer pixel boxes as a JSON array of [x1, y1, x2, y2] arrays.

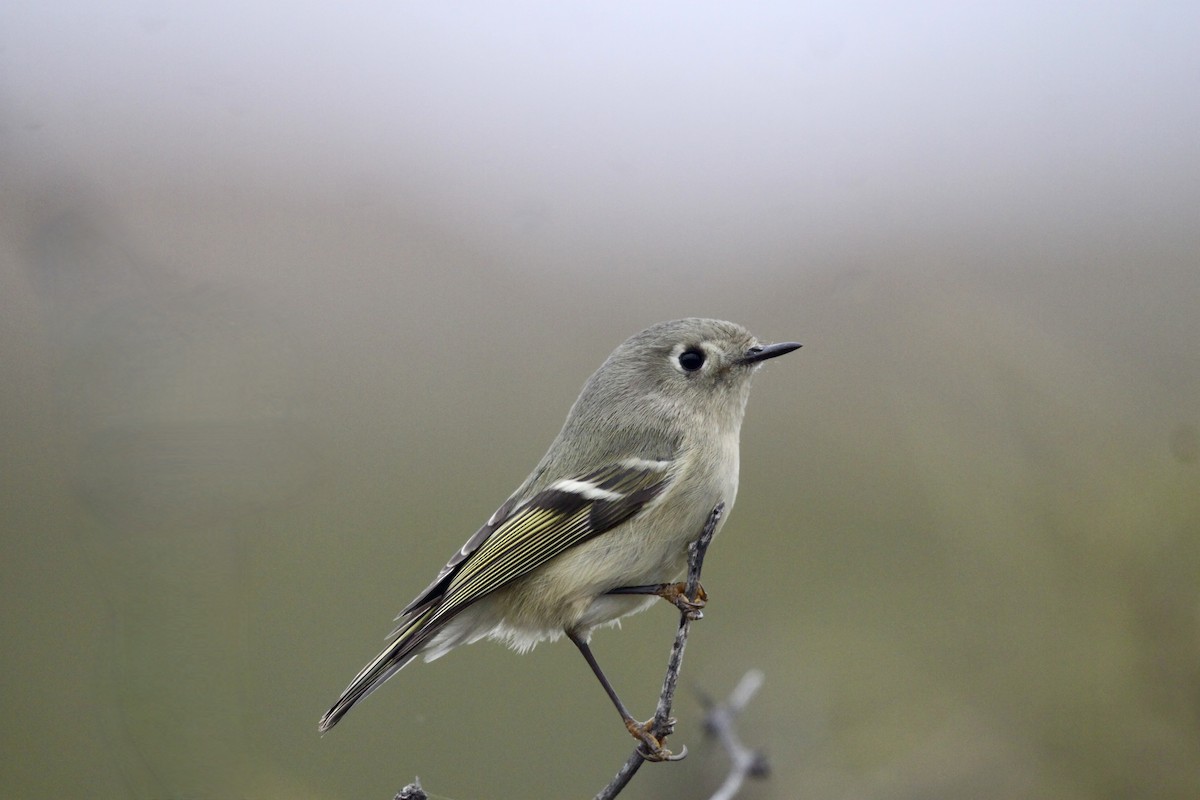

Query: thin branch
[[593, 502, 725, 800], [700, 669, 770, 800], [393, 777, 427, 800]]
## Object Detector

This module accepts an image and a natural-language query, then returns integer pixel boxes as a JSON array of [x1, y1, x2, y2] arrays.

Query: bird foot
[[607, 582, 708, 619], [626, 716, 687, 762], [655, 582, 707, 620]]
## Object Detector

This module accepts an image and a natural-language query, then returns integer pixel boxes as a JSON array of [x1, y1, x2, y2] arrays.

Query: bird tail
[[318, 607, 437, 732]]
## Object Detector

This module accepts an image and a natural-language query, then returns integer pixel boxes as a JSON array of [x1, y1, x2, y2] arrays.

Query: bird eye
[[677, 349, 706, 372]]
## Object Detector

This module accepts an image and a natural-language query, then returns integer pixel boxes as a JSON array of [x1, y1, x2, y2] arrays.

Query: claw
[[656, 582, 708, 619], [625, 716, 687, 762], [639, 742, 688, 762]]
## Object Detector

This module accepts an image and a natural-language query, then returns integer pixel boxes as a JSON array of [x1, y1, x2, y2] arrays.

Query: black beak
[[741, 341, 802, 364]]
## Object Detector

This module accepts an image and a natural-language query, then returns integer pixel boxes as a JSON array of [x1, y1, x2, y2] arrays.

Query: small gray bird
[[319, 318, 799, 759]]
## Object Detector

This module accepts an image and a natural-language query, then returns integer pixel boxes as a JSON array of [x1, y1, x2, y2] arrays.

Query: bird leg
[[607, 582, 708, 619], [568, 631, 686, 762]]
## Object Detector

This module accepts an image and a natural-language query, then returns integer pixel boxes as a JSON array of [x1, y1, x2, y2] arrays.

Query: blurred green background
[[2, 3, 1198, 799]]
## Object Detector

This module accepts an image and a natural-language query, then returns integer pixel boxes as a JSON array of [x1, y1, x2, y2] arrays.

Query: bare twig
[[393, 777, 427, 800], [593, 502, 725, 800], [700, 669, 770, 800]]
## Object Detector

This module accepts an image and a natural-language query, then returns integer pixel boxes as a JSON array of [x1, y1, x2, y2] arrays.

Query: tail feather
[[319, 608, 437, 732]]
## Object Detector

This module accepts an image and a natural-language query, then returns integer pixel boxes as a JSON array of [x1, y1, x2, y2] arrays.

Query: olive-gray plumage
[[320, 318, 799, 734]]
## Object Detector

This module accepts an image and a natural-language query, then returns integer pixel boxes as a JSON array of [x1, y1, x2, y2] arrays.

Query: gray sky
[[5, 2, 1197, 281]]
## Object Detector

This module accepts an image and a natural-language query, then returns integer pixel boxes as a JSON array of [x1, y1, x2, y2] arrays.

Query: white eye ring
[[676, 347, 706, 372]]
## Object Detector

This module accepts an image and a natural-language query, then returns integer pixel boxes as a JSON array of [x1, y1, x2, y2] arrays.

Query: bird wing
[[402, 458, 673, 633]]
